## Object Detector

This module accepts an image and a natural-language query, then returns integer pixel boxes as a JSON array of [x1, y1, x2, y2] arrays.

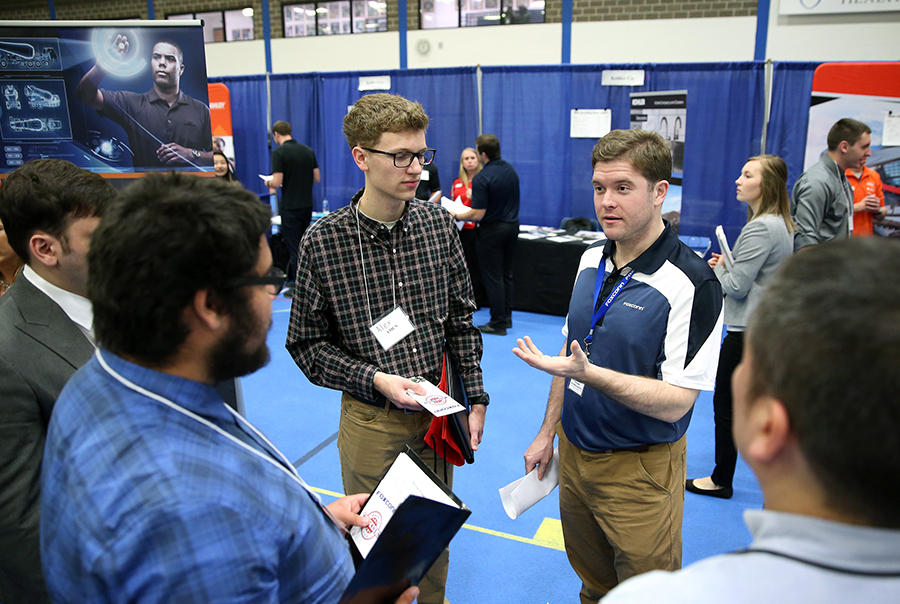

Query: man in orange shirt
[[847, 159, 886, 237]]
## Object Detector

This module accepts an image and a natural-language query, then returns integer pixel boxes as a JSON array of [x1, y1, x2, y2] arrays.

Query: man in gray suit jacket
[[0, 159, 115, 604]]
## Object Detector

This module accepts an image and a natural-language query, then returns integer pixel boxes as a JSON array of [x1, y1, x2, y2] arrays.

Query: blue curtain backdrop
[[213, 62, 820, 245], [214, 68, 478, 210], [270, 73, 325, 207], [766, 62, 819, 195], [319, 67, 479, 209], [481, 62, 768, 244]]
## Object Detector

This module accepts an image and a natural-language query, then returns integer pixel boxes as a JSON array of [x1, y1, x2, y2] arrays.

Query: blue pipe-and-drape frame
[[210, 61, 817, 248], [211, 67, 479, 213]]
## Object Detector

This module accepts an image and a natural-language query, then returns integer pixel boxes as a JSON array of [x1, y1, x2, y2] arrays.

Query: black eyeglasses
[[361, 147, 436, 168], [224, 267, 287, 297]]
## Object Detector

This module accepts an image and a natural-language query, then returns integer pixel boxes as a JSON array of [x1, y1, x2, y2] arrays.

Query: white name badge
[[567, 379, 584, 397], [420, 169, 430, 182], [370, 306, 415, 351]]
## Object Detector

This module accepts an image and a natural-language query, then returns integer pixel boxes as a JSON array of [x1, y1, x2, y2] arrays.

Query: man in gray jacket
[[0, 159, 114, 604], [791, 118, 871, 251]]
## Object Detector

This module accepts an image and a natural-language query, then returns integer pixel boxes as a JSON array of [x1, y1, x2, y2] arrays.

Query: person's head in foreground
[[89, 172, 275, 382], [737, 237, 900, 527], [602, 237, 900, 603]]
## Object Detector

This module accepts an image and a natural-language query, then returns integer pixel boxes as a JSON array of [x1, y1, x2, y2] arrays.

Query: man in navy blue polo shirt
[[454, 133, 520, 335], [514, 129, 723, 603]]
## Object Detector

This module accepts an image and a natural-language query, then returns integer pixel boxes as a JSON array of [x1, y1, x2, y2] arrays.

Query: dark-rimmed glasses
[[224, 267, 287, 297], [361, 147, 436, 168]]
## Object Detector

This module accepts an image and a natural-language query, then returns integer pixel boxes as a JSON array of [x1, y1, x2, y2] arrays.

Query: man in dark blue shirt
[[76, 35, 212, 170], [514, 130, 723, 603], [454, 133, 520, 335]]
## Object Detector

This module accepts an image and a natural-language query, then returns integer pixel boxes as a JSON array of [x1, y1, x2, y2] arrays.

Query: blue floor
[[240, 298, 763, 602]]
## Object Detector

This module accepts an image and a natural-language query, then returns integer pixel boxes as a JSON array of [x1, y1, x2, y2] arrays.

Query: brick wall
[[0, 0, 52, 20], [54, 1, 147, 19], [0, 0, 756, 35], [571, 0, 757, 21]]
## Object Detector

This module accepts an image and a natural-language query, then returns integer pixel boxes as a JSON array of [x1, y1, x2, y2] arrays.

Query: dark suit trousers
[[459, 227, 487, 308], [281, 207, 312, 283], [711, 330, 743, 488], [476, 220, 519, 326]]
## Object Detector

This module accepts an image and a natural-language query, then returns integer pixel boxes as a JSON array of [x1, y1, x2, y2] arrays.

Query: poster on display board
[[629, 90, 686, 218], [803, 62, 900, 238], [0, 20, 213, 177], [629, 90, 686, 185]]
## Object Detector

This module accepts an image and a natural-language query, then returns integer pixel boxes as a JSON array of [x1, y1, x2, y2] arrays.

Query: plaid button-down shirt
[[287, 190, 485, 405]]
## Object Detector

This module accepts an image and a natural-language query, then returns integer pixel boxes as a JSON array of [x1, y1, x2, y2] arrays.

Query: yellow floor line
[[310, 486, 565, 551]]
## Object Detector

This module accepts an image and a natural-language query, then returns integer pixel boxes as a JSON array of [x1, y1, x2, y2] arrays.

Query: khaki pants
[[557, 425, 686, 603], [338, 393, 452, 604]]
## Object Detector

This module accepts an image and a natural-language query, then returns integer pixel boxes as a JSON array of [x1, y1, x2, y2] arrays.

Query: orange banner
[[208, 83, 234, 161]]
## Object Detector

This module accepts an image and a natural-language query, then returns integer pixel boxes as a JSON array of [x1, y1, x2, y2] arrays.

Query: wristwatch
[[191, 149, 201, 159]]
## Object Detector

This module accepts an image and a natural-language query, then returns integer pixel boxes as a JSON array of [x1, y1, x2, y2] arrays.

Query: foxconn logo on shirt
[[622, 301, 644, 311]]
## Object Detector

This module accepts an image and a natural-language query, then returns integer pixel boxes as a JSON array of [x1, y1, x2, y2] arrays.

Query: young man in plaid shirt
[[286, 93, 488, 604]]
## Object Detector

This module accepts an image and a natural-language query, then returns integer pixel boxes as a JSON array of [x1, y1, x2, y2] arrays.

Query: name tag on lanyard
[[370, 306, 416, 351]]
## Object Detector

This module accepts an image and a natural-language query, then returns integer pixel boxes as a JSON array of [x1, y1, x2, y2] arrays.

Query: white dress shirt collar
[[23, 264, 94, 334]]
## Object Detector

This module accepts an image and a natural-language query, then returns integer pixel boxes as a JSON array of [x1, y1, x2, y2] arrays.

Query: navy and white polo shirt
[[560, 226, 724, 452]]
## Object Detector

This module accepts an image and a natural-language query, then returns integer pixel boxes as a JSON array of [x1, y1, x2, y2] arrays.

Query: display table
[[512, 234, 596, 317]]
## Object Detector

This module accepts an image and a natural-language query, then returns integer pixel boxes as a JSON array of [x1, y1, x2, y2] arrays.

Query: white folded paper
[[715, 225, 734, 270], [498, 447, 560, 520], [440, 196, 469, 215], [405, 377, 466, 417], [349, 450, 459, 558]]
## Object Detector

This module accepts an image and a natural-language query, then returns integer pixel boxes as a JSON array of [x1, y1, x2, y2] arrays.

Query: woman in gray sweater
[[687, 154, 794, 499]]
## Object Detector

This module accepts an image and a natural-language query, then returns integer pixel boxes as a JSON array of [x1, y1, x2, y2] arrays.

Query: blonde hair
[[747, 154, 794, 234], [458, 147, 482, 187]]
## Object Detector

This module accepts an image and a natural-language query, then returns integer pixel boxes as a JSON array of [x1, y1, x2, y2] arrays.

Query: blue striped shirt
[[41, 350, 353, 603]]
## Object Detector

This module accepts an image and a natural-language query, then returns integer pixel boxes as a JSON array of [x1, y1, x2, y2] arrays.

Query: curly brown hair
[[342, 93, 429, 149]]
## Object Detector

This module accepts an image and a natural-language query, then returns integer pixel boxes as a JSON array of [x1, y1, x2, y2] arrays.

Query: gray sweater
[[714, 214, 793, 329], [791, 154, 853, 251]]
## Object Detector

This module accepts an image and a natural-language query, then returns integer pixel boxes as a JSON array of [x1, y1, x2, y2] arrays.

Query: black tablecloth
[[512, 236, 592, 317]]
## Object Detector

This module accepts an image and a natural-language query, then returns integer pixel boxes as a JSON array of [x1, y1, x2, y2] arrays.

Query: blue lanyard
[[583, 260, 634, 356]]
